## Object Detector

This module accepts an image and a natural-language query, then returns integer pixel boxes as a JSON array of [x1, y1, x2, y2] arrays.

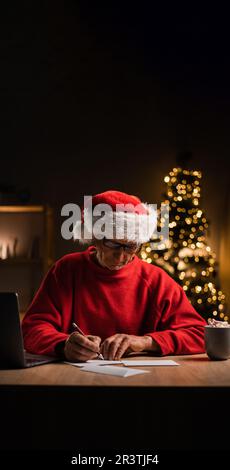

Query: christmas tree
[[140, 153, 228, 323]]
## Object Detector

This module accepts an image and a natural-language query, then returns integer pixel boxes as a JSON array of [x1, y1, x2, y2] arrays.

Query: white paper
[[64, 360, 122, 368], [64, 359, 179, 368], [121, 360, 179, 366], [80, 364, 149, 377]]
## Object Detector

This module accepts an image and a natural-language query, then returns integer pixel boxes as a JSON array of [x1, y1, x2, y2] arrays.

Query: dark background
[[1, 2, 230, 266], [1, 4, 230, 459]]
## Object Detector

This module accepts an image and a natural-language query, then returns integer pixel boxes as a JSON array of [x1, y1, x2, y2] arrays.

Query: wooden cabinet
[[0, 205, 54, 313]]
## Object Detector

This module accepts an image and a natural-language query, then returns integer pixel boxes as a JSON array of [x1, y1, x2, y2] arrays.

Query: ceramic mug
[[205, 325, 230, 360]]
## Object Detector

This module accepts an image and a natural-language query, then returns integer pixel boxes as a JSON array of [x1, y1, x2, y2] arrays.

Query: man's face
[[94, 238, 140, 271]]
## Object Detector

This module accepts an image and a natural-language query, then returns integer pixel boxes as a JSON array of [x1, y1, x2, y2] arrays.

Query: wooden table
[[1, 353, 230, 386], [0, 354, 229, 452]]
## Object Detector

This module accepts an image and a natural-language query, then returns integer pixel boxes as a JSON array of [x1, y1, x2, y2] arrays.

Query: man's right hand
[[64, 332, 102, 362]]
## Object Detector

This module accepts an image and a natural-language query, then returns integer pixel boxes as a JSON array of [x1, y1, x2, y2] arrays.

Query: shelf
[[0, 204, 54, 311], [0, 258, 43, 266], [0, 206, 45, 213]]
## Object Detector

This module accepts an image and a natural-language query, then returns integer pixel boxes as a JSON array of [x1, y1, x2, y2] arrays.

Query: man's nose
[[113, 248, 126, 261]]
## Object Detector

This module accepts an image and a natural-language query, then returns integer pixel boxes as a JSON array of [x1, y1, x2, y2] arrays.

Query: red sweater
[[22, 246, 206, 356]]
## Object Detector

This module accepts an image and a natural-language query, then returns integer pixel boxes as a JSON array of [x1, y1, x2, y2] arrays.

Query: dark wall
[[1, 3, 230, 261]]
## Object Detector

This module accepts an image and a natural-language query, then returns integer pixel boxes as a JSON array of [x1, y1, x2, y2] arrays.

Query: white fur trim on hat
[[73, 203, 157, 244]]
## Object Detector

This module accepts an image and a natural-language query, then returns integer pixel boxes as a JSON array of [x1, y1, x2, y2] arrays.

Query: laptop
[[0, 292, 57, 368]]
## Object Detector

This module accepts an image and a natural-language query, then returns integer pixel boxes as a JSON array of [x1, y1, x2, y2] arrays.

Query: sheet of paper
[[64, 360, 122, 368], [121, 360, 179, 366], [81, 364, 149, 377]]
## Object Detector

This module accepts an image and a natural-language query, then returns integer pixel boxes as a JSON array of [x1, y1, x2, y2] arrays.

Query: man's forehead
[[110, 238, 137, 245]]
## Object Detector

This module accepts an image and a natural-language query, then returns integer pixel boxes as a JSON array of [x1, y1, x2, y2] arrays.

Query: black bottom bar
[[0, 450, 228, 467]]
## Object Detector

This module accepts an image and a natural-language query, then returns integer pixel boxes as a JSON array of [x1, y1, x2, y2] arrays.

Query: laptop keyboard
[[25, 352, 54, 366], [26, 357, 48, 366]]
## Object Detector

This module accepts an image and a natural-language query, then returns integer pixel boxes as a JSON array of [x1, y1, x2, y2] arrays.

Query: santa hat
[[73, 190, 157, 244]]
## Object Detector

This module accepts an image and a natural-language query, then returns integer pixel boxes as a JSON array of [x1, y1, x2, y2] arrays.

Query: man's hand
[[64, 332, 102, 362], [100, 334, 159, 360]]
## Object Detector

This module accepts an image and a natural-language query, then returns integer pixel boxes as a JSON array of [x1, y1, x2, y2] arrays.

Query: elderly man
[[22, 190, 206, 362]]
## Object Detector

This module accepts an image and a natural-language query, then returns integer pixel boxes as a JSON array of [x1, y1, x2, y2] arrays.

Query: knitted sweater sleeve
[[146, 274, 207, 356], [22, 261, 70, 356]]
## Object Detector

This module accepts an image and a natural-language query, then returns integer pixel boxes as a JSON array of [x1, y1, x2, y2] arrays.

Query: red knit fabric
[[89, 190, 148, 214], [22, 246, 206, 356]]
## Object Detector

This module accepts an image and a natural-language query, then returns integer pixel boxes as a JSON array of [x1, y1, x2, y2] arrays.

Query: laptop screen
[[0, 292, 25, 368]]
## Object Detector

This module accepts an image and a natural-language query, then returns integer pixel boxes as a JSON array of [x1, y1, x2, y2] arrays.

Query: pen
[[72, 322, 104, 360]]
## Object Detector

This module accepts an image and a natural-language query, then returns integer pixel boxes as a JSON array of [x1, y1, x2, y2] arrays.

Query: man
[[22, 190, 206, 361]]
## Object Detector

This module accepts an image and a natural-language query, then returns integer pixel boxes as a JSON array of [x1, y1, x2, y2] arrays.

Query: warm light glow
[[195, 286, 202, 293], [179, 272, 185, 280]]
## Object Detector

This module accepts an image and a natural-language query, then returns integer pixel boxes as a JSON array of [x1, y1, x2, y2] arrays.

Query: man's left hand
[[100, 334, 157, 360]]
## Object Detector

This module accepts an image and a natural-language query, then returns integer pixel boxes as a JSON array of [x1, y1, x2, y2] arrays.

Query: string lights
[[140, 167, 228, 323]]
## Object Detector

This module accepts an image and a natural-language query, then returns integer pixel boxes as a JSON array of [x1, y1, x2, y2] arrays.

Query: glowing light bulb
[[195, 286, 202, 293]]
